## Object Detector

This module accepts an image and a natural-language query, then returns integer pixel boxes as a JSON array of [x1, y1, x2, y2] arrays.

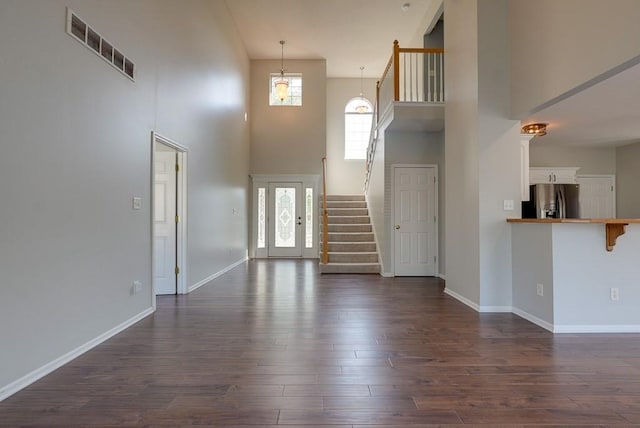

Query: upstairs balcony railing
[[365, 41, 444, 192], [377, 40, 444, 119]]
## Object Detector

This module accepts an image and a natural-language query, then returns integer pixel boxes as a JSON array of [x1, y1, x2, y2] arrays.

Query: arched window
[[344, 97, 373, 159]]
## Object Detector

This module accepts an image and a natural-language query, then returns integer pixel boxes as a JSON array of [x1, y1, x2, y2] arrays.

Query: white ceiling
[[522, 62, 640, 148], [224, 0, 439, 78], [225, 0, 640, 149]]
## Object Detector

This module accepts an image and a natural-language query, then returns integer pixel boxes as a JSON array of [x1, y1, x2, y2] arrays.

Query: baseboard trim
[[188, 257, 248, 293], [437, 273, 446, 280], [443, 289, 511, 313], [512, 307, 554, 332], [444, 288, 480, 311], [553, 324, 640, 333], [0, 307, 154, 402], [479, 305, 512, 313], [380, 271, 394, 277]]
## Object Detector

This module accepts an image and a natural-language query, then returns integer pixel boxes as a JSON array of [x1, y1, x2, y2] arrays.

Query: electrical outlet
[[131, 280, 142, 295], [610, 287, 619, 301], [536, 283, 544, 296]]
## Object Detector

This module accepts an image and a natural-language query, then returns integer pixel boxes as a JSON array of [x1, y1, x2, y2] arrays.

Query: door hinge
[[175, 215, 180, 224], [175, 163, 180, 172], [433, 176, 436, 183], [611, 186, 614, 191], [175, 266, 180, 275], [434, 256, 436, 262]]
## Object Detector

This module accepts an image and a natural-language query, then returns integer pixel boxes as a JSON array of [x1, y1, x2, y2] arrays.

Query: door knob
[[395, 225, 400, 230]]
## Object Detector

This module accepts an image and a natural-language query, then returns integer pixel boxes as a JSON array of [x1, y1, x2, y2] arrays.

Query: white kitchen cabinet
[[529, 167, 579, 184]]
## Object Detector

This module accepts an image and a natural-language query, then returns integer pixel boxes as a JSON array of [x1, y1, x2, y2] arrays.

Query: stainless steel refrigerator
[[528, 184, 580, 219]]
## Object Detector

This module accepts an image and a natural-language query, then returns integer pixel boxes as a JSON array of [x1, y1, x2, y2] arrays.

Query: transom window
[[269, 73, 302, 106], [344, 97, 373, 159]]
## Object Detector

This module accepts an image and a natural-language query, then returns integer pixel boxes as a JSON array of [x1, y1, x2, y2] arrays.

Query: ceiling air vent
[[65, 8, 135, 81]]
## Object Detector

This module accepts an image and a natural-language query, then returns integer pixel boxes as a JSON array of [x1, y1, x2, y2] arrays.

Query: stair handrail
[[366, 40, 445, 193], [321, 157, 329, 264], [363, 99, 378, 193], [378, 40, 445, 109]]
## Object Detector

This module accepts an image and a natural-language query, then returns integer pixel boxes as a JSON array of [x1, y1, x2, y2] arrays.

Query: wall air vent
[[65, 8, 135, 81]]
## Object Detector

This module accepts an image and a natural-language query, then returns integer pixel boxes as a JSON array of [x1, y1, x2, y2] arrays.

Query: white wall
[[444, 0, 481, 304], [477, 0, 521, 309], [616, 141, 640, 217], [384, 131, 445, 276], [0, 0, 250, 395], [250, 59, 326, 175], [553, 224, 640, 329], [511, 224, 554, 327], [409, 0, 443, 48], [444, 0, 521, 310], [509, 0, 640, 118], [512, 222, 640, 332], [530, 145, 617, 175], [153, 1, 251, 285], [326, 78, 376, 195]]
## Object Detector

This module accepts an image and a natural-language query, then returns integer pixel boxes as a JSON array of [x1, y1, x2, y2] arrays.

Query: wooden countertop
[[507, 218, 640, 224], [507, 218, 640, 251]]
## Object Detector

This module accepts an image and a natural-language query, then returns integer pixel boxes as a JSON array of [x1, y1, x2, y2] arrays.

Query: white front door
[[153, 147, 177, 294], [268, 182, 303, 257], [393, 166, 437, 276], [576, 175, 615, 218]]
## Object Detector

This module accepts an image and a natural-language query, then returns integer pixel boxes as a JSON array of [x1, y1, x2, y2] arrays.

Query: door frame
[[390, 164, 439, 277], [250, 174, 320, 259], [151, 131, 188, 304]]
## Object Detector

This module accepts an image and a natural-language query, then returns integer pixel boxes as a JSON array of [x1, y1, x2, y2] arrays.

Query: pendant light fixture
[[274, 40, 289, 102], [355, 66, 370, 113]]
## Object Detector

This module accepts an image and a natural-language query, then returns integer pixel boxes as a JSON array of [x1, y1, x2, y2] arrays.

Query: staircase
[[319, 195, 380, 274]]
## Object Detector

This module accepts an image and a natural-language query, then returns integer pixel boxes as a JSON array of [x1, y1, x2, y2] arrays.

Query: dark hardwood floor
[[2, 259, 640, 427]]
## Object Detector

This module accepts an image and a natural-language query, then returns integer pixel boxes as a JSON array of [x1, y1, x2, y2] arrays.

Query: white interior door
[[268, 182, 303, 257], [394, 166, 437, 276], [153, 147, 177, 295], [576, 175, 615, 218]]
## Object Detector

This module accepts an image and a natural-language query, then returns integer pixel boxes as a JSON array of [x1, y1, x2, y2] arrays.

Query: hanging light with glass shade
[[274, 40, 289, 102], [355, 66, 370, 113]]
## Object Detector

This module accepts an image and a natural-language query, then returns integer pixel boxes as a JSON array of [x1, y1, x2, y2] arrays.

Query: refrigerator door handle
[[557, 188, 566, 218]]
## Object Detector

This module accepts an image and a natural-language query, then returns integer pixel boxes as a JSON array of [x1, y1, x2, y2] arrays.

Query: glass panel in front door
[[268, 183, 303, 257], [275, 187, 296, 248]]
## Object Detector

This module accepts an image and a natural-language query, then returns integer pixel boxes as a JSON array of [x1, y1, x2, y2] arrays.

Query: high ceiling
[[522, 61, 640, 148], [225, 0, 640, 148], [224, 0, 439, 78]]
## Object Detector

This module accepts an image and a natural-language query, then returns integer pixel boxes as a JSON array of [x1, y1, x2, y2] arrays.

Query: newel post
[[393, 40, 400, 102], [375, 80, 381, 123]]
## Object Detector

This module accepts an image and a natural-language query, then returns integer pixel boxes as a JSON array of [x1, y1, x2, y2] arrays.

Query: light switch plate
[[503, 199, 514, 211], [132, 197, 142, 210]]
